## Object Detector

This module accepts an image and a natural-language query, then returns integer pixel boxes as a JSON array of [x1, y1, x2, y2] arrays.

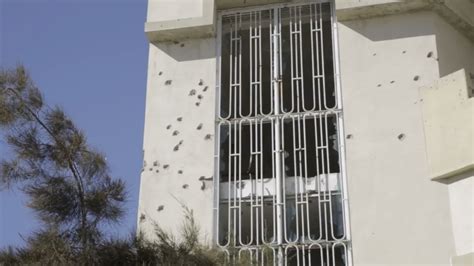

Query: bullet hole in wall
[[197, 123, 203, 130], [402, 50, 406, 54], [201, 182, 206, 190], [182, 184, 189, 189], [199, 176, 212, 181], [165, 80, 172, 85], [173, 139, 184, 151], [180, 43, 185, 47], [178, 170, 183, 174], [196, 102, 200, 106], [377, 84, 382, 87], [205, 134, 212, 140], [172, 130, 179, 136], [414, 75, 420, 81], [197, 94, 203, 100], [149, 168, 153, 171], [346, 134, 353, 139], [158, 71, 163, 76], [153, 161, 159, 167], [163, 164, 169, 169], [140, 214, 146, 222], [166, 125, 172, 130], [203, 86, 208, 92], [199, 79, 204, 86], [398, 133, 406, 141], [156, 170, 159, 173], [189, 89, 196, 96], [157, 205, 164, 212], [177, 117, 183, 122], [427, 51, 433, 58], [390, 80, 395, 84], [373, 53, 377, 56]]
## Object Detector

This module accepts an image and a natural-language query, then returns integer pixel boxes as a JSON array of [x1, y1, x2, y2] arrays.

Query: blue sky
[[0, 0, 148, 247]]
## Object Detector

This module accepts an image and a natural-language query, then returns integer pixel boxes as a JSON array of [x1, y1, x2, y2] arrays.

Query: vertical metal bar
[[307, 4, 315, 112], [214, 14, 223, 246], [297, 6, 305, 114], [272, 7, 284, 266], [330, 0, 353, 264]]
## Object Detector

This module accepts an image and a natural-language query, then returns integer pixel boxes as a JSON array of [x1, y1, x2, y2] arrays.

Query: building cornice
[[144, 0, 474, 43]]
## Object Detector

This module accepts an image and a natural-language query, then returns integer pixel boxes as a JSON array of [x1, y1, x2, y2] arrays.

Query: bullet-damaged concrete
[[138, 0, 474, 264]]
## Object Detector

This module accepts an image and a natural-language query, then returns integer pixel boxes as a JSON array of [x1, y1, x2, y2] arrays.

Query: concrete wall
[[138, 38, 216, 243], [339, 11, 459, 265], [420, 69, 473, 180], [139, 0, 474, 264], [447, 172, 473, 257], [144, 0, 474, 42]]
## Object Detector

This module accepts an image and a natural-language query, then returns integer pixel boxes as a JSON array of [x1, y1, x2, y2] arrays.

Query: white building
[[137, 0, 474, 265]]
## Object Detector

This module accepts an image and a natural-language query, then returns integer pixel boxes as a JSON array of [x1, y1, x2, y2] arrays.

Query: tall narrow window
[[215, 1, 350, 265]]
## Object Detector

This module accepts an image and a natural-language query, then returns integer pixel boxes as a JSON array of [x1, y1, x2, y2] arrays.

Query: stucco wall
[[447, 172, 474, 257], [138, 38, 216, 243], [147, 0, 205, 22], [420, 69, 473, 180], [338, 11, 460, 265], [138, 2, 474, 264]]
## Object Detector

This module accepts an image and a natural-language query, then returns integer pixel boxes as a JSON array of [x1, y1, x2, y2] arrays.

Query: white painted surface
[[420, 69, 473, 180], [448, 173, 474, 256], [138, 38, 216, 243], [338, 11, 457, 265], [139, 2, 474, 264], [147, 0, 204, 22]]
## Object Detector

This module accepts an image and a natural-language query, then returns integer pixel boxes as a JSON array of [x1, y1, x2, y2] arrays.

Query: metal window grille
[[214, 1, 351, 265]]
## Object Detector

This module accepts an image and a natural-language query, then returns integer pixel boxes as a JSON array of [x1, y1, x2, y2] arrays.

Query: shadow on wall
[[438, 169, 474, 185], [151, 39, 216, 62], [340, 11, 474, 78]]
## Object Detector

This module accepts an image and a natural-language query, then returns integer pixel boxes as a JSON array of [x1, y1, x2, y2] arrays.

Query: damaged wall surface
[[138, 0, 474, 264], [138, 38, 216, 242]]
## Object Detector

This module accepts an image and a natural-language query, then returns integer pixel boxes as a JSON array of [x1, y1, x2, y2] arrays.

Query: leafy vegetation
[[0, 65, 127, 263], [0, 65, 271, 265]]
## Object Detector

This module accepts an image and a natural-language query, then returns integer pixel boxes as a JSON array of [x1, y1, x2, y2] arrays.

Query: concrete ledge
[[432, 0, 474, 42], [420, 69, 474, 181], [336, 0, 429, 21], [216, 0, 289, 10], [144, 0, 474, 44], [452, 252, 474, 266], [145, 0, 215, 43], [434, 164, 474, 181], [146, 20, 215, 43], [337, 0, 474, 42]]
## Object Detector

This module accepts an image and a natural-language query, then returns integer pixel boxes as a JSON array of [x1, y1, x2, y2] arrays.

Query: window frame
[[213, 1, 352, 265]]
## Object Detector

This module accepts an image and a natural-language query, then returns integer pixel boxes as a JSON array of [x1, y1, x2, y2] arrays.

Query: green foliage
[[0, 66, 259, 265], [0, 66, 127, 263], [138, 206, 225, 266]]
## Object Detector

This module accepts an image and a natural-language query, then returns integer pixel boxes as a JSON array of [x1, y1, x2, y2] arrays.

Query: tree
[[0, 66, 252, 265], [0, 65, 126, 263]]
